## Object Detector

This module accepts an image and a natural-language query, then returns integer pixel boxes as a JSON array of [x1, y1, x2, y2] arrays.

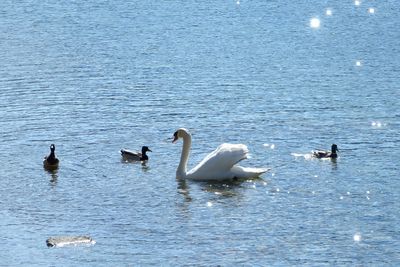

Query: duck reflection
[[330, 157, 338, 170], [141, 163, 150, 171], [45, 168, 58, 186]]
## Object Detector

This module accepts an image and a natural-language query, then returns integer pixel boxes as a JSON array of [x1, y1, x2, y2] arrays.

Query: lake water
[[0, 0, 399, 266]]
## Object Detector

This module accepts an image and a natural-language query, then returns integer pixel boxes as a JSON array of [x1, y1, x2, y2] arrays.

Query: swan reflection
[[176, 176, 267, 206], [177, 178, 192, 202], [201, 177, 264, 197]]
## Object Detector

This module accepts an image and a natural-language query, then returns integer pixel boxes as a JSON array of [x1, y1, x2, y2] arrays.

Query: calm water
[[1, 0, 399, 266]]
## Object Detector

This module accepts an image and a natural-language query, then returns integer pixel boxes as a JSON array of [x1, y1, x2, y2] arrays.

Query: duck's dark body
[[44, 144, 59, 170], [121, 146, 151, 162], [313, 144, 339, 159]]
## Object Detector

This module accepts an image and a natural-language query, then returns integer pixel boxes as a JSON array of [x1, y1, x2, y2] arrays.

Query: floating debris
[[46, 236, 95, 247]]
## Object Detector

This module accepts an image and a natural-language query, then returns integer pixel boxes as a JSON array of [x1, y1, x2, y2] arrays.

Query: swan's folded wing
[[188, 143, 248, 178], [230, 166, 271, 179]]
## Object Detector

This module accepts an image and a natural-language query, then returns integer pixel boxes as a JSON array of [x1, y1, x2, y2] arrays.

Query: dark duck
[[121, 146, 152, 162], [313, 144, 339, 159], [43, 144, 59, 170]]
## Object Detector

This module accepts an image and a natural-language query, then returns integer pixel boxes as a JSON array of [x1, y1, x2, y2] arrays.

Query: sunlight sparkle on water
[[353, 233, 362, 242], [310, 18, 320, 29], [354, 0, 361, 6], [207, 201, 213, 207], [356, 60, 362, 66], [263, 143, 275, 149], [372, 121, 381, 127], [372, 121, 386, 128], [368, 8, 375, 14], [326, 9, 332, 16]]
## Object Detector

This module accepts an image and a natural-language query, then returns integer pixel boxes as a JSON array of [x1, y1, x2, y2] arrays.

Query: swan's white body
[[173, 128, 269, 181]]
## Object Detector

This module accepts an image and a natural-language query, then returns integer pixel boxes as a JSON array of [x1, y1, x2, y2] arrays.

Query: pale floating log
[[46, 236, 95, 247]]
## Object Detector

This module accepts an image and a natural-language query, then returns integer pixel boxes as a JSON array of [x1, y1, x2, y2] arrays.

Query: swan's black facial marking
[[172, 131, 179, 143]]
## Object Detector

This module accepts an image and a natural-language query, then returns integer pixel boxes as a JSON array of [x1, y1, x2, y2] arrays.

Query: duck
[[120, 146, 152, 162], [43, 144, 59, 170], [313, 144, 339, 159], [172, 128, 269, 181]]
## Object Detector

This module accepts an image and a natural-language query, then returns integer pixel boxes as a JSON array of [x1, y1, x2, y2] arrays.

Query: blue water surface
[[0, 0, 399, 266]]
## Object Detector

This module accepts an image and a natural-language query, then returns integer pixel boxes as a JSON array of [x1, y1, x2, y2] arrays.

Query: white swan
[[172, 128, 269, 181]]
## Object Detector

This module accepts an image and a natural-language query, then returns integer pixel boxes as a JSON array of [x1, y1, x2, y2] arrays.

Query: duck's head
[[50, 144, 56, 152], [142, 146, 152, 153], [331, 144, 339, 153], [172, 128, 190, 143]]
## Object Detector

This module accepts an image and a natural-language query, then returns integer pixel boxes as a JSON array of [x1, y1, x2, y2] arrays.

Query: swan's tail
[[231, 166, 271, 179]]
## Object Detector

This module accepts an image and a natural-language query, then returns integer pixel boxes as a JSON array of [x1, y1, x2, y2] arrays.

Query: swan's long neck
[[177, 132, 191, 179]]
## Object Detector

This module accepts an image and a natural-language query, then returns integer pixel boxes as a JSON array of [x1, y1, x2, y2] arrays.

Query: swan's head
[[172, 128, 190, 143], [50, 144, 56, 152]]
